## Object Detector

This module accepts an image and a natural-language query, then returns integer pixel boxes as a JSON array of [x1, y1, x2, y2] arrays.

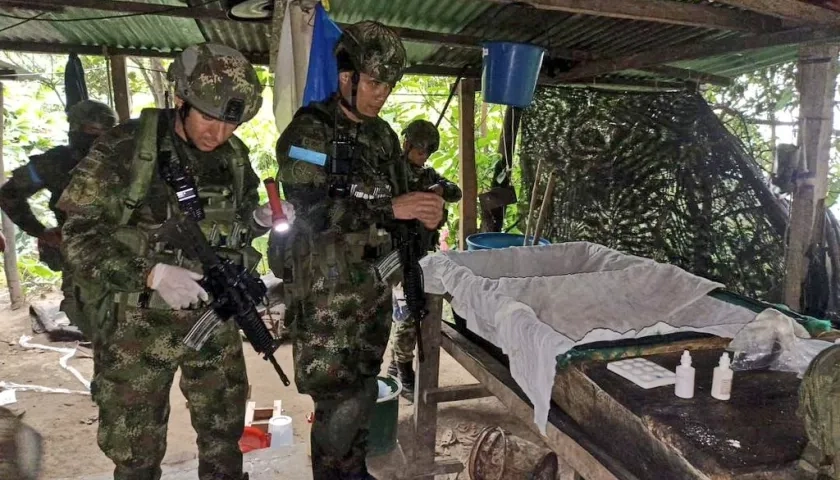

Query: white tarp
[[420, 241, 758, 434], [273, 3, 313, 134]]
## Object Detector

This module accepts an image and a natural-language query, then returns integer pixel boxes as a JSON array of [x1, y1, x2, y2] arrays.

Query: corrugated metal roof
[[0, 0, 204, 51], [0, 0, 828, 86]]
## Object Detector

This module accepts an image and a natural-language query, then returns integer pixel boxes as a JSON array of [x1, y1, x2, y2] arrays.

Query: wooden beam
[[710, 0, 840, 25], [423, 384, 492, 404], [641, 65, 733, 86], [412, 295, 447, 479], [0, 41, 270, 65], [783, 43, 839, 311], [0, 82, 23, 309], [109, 55, 130, 123], [552, 26, 840, 82], [484, 0, 783, 33], [458, 79, 478, 250], [0, 0, 233, 21]]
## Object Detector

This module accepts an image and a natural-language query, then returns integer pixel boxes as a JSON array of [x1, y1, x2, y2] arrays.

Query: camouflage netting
[[518, 86, 824, 308]]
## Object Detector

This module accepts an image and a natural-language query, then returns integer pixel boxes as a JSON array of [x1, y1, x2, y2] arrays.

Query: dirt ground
[[0, 291, 551, 479]]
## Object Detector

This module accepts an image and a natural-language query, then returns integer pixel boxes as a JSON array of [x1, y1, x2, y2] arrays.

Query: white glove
[[146, 264, 209, 310], [253, 201, 296, 229]]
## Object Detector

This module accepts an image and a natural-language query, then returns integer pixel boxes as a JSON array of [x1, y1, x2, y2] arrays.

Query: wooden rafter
[[483, 0, 784, 33], [0, 40, 270, 65], [0, 0, 232, 21], [710, 0, 840, 24], [551, 26, 840, 82]]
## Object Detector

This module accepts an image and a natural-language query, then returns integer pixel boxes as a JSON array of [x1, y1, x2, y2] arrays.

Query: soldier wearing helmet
[[0, 99, 117, 333], [57, 43, 293, 480], [273, 21, 444, 479], [388, 119, 461, 402]]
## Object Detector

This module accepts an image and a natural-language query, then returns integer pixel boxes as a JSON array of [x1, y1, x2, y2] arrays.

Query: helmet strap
[[339, 71, 376, 122], [175, 103, 199, 149]]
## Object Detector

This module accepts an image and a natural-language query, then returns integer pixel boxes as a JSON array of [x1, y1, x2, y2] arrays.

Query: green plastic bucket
[[367, 376, 402, 457]]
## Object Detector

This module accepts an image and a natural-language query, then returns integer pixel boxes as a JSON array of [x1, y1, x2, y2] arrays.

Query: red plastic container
[[239, 426, 270, 453]]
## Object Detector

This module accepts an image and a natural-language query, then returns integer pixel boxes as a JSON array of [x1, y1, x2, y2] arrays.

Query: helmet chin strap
[[339, 71, 376, 122], [175, 103, 200, 149]]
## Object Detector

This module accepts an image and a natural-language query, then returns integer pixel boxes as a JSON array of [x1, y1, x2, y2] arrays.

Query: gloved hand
[[146, 263, 209, 310], [253, 200, 296, 229]]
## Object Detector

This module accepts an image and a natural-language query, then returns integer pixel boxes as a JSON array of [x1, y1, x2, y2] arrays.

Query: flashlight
[[263, 178, 290, 233]]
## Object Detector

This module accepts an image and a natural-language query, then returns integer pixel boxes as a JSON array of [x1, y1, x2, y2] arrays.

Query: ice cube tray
[[606, 357, 676, 389]]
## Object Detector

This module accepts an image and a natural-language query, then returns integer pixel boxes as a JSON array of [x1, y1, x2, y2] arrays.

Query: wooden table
[[410, 294, 813, 480]]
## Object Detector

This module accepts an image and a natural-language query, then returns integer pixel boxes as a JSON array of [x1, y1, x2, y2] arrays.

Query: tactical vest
[[269, 104, 400, 302], [113, 108, 260, 309]]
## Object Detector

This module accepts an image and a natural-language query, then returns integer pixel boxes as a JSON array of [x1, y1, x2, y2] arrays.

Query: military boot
[[396, 361, 415, 403]]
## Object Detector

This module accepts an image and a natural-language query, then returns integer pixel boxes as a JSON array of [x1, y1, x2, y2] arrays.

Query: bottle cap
[[680, 350, 692, 366], [719, 352, 730, 368]]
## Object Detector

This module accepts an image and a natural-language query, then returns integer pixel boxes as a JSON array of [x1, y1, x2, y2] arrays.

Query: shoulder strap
[[227, 136, 248, 206], [120, 108, 160, 226]]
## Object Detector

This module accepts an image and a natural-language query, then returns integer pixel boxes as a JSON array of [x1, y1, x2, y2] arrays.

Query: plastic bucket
[[466, 232, 550, 251], [481, 41, 546, 108], [367, 376, 402, 457], [268, 415, 293, 448], [469, 426, 558, 480]]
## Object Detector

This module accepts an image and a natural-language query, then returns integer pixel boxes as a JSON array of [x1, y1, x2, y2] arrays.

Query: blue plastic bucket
[[466, 232, 550, 251], [481, 41, 546, 108]]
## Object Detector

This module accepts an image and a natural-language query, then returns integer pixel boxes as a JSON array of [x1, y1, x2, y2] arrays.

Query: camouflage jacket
[[276, 96, 404, 243], [57, 111, 262, 293], [407, 161, 461, 203], [0, 145, 85, 237]]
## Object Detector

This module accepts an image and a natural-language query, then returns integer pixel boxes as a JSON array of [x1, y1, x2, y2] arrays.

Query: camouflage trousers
[[91, 303, 248, 480], [310, 378, 379, 480], [390, 285, 416, 363], [287, 262, 393, 479]]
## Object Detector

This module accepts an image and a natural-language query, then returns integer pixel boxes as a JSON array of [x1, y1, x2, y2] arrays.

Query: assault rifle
[[152, 216, 291, 386]]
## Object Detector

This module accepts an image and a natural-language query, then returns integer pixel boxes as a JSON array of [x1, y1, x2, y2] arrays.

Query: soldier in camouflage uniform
[[57, 43, 293, 480], [0, 99, 117, 331], [799, 344, 840, 479], [273, 21, 444, 479], [0, 406, 43, 480], [388, 119, 461, 402]]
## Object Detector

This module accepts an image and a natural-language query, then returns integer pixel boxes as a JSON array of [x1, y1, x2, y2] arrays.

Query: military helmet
[[335, 21, 407, 86], [402, 119, 440, 154], [167, 43, 263, 124], [66, 100, 117, 132]]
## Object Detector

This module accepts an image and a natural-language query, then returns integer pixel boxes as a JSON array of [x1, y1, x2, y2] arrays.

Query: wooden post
[[783, 43, 839, 310], [413, 294, 443, 477], [458, 79, 477, 250], [0, 81, 24, 309], [109, 55, 131, 122]]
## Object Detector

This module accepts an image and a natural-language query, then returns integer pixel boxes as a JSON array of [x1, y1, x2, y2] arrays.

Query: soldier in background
[[0, 100, 117, 333], [389, 119, 461, 402]]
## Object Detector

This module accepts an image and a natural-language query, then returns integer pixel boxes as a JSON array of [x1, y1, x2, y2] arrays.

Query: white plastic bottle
[[674, 350, 695, 399], [711, 352, 733, 401]]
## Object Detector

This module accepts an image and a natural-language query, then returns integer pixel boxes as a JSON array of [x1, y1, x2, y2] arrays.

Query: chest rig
[[270, 103, 401, 301], [115, 108, 259, 309]]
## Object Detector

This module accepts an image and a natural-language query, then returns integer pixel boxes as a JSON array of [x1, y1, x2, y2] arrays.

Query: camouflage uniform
[[57, 44, 264, 480], [389, 120, 461, 400], [799, 344, 840, 479], [0, 407, 43, 480], [0, 100, 117, 331], [273, 21, 407, 480]]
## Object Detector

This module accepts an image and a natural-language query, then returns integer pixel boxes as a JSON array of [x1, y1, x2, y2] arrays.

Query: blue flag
[[302, 3, 342, 106]]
